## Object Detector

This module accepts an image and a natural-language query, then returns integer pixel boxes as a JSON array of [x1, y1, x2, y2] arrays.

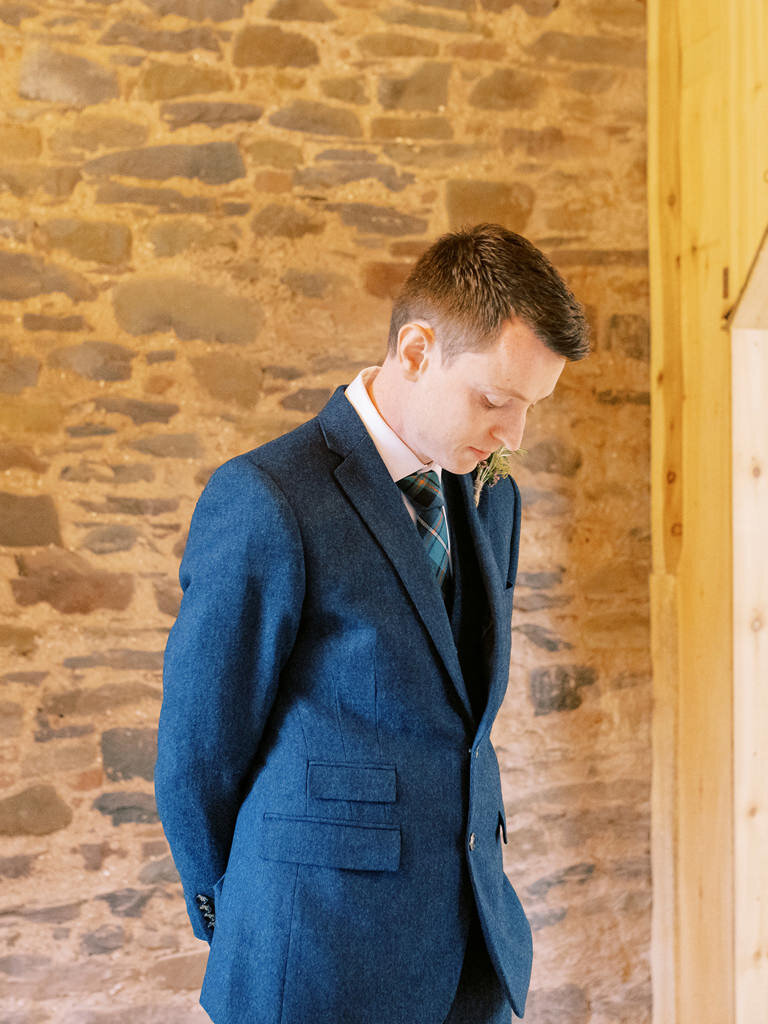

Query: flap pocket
[[260, 812, 401, 872], [308, 761, 397, 803]]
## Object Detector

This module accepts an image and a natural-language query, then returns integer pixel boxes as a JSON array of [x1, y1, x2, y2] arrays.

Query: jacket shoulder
[[200, 417, 328, 497]]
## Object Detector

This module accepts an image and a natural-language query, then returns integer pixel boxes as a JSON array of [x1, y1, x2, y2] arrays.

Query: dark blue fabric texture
[[154, 385, 532, 1024]]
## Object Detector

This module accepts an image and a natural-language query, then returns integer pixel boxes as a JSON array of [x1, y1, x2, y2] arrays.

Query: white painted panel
[[731, 325, 768, 1024]]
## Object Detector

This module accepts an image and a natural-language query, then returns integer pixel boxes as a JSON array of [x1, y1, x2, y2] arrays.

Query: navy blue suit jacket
[[154, 386, 532, 1023]]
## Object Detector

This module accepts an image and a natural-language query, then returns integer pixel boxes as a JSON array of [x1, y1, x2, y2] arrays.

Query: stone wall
[[0, 0, 650, 1020]]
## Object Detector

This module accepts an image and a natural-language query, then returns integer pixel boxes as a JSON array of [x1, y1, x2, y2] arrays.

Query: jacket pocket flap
[[260, 812, 401, 872], [308, 761, 397, 803]]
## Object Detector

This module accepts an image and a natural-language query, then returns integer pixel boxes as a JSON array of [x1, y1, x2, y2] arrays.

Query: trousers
[[441, 906, 512, 1024]]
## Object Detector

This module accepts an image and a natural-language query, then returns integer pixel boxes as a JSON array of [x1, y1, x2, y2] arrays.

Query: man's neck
[[368, 365, 430, 465]]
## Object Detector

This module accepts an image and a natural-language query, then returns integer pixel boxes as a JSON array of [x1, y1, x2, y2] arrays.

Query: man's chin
[[445, 452, 484, 475]]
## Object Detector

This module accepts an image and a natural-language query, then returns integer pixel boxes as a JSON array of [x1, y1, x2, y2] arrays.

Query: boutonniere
[[473, 446, 526, 506]]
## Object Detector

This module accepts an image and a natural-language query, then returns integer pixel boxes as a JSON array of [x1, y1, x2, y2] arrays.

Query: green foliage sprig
[[473, 446, 526, 506]]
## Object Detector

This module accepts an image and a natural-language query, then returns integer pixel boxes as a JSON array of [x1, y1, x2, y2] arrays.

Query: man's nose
[[491, 408, 527, 452]]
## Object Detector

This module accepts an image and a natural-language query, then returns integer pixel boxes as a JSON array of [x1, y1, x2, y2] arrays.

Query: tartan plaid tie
[[397, 470, 451, 593]]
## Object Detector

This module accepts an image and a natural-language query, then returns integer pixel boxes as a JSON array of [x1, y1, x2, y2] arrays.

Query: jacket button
[[468, 832, 476, 851]]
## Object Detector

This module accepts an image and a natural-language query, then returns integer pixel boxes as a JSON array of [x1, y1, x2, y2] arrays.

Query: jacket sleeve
[[153, 456, 305, 943]]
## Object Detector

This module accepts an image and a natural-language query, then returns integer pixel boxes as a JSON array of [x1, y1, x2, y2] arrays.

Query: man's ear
[[397, 321, 435, 381]]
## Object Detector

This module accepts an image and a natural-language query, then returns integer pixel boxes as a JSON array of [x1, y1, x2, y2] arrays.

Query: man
[[154, 223, 589, 1024]]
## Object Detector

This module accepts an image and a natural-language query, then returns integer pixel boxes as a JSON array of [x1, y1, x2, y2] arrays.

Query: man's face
[[400, 317, 567, 475]]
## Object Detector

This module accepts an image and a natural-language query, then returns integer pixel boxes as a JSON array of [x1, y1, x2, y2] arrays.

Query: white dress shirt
[[344, 366, 451, 563]]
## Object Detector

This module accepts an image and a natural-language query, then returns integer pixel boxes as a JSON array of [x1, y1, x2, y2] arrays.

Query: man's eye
[[481, 395, 499, 409]]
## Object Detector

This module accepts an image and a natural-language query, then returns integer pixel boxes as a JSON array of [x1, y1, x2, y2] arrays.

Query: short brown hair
[[387, 223, 590, 362]]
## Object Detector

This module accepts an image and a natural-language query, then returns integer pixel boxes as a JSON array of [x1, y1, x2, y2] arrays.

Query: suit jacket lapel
[[444, 470, 511, 729], [319, 388, 474, 723]]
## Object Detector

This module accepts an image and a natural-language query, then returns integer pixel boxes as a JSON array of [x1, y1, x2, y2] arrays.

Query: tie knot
[[397, 470, 445, 511]]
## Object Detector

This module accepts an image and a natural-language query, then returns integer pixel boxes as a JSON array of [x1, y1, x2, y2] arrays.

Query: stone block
[[269, 99, 362, 136], [0, 625, 37, 656], [525, 984, 589, 1023], [42, 682, 160, 718], [96, 886, 155, 916], [606, 313, 649, 360], [0, 343, 39, 394], [320, 76, 367, 105], [77, 496, 179, 515], [380, 5, 469, 32], [233, 25, 319, 67], [469, 68, 545, 110], [49, 341, 135, 381], [246, 139, 303, 168], [524, 438, 582, 476], [529, 664, 597, 714], [12, 549, 134, 614], [148, 951, 207, 991], [95, 182, 216, 213], [0, 250, 95, 301], [480, 0, 557, 12], [0, 701, 22, 738], [0, 784, 73, 835], [359, 32, 439, 57], [190, 352, 264, 407], [281, 269, 341, 298], [530, 30, 645, 66], [363, 260, 411, 299], [0, 124, 41, 158], [50, 115, 149, 155], [160, 100, 263, 130], [137, 61, 233, 101], [139, 855, 180, 884], [0, 493, 62, 546], [281, 387, 332, 413], [295, 160, 413, 192], [92, 792, 158, 826], [95, 398, 179, 424], [98, 21, 220, 53], [62, 649, 163, 671], [511, 623, 573, 651], [327, 202, 428, 235], [371, 116, 452, 140], [446, 180, 535, 232], [81, 525, 139, 555], [41, 218, 132, 264], [153, 579, 181, 617], [0, 852, 37, 878], [102, 727, 158, 782], [84, 142, 245, 185], [142, 0, 246, 18], [0, 444, 48, 473], [378, 62, 450, 111], [0, 163, 81, 198], [126, 433, 202, 459], [251, 203, 325, 238], [113, 277, 263, 345], [23, 313, 86, 331], [268, 0, 336, 19], [567, 68, 615, 94], [19, 46, 118, 107], [81, 924, 125, 956]]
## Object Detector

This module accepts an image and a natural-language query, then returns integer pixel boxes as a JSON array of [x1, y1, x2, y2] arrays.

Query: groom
[[154, 223, 589, 1024]]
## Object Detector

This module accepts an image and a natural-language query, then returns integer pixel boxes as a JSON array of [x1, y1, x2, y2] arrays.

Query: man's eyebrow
[[489, 385, 555, 404]]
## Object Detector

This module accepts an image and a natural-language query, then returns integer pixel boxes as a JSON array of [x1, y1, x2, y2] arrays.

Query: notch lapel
[[444, 471, 512, 729], [319, 388, 474, 722]]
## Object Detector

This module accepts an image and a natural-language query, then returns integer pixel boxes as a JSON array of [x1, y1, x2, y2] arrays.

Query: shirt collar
[[344, 366, 444, 485]]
